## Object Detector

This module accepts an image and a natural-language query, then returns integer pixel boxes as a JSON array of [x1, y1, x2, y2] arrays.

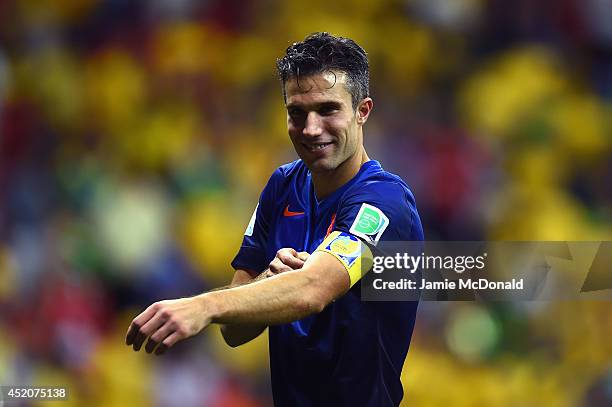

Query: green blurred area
[[0, 0, 610, 406]]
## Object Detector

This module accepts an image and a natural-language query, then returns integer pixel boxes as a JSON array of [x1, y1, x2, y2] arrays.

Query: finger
[[277, 250, 304, 269], [132, 330, 147, 351], [269, 258, 292, 274], [125, 323, 140, 346], [278, 248, 298, 257], [163, 331, 183, 348], [126, 305, 158, 345], [297, 252, 310, 261], [270, 262, 291, 273], [155, 331, 182, 355], [145, 322, 174, 354], [133, 311, 167, 352], [154, 343, 168, 356]]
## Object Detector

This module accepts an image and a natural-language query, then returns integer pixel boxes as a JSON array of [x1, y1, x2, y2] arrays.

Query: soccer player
[[126, 32, 424, 406]]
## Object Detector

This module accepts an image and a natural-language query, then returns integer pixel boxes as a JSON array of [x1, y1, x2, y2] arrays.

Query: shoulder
[[269, 159, 307, 184], [337, 161, 423, 242], [344, 161, 417, 210], [262, 159, 307, 192], [277, 159, 306, 176]]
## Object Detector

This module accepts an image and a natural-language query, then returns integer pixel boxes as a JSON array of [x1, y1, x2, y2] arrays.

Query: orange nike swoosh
[[283, 205, 305, 217]]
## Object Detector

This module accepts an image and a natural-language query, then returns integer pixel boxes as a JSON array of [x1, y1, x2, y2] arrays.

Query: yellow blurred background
[[0, 0, 610, 406]]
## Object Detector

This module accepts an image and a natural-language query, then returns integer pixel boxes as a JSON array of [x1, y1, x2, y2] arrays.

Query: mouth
[[302, 142, 333, 153]]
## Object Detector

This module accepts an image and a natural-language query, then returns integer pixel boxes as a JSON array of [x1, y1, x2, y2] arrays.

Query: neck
[[312, 146, 370, 199]]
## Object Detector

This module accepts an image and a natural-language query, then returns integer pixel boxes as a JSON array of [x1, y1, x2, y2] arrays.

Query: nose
[[303, 112, 323, 137]]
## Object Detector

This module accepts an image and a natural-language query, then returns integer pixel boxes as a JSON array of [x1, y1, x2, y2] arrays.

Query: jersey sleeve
[[335, 180, 423, 243], [231, 168, 282, 273], [315, 180, 423, 286]]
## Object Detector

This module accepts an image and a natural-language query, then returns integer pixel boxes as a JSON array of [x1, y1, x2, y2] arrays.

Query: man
[[126, 32, 423, 406]]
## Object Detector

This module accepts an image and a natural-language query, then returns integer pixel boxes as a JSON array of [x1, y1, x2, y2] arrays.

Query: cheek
[[287, 132, 299, 145], [327, 117, 351, 136], [287, 123, 300, 137], [288, 131, 304, 149], [337, 119, 356, 141]]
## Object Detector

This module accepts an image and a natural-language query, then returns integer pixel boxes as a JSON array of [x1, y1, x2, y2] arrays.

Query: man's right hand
[[269, 248, 310, 275]]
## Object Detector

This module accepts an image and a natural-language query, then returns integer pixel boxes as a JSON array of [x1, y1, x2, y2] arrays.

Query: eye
[[318, 104, 339, 116], [288, 108, 305, 120]]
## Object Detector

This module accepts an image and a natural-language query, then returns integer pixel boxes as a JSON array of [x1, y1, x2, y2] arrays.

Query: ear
[[356, 97, 373, 125]]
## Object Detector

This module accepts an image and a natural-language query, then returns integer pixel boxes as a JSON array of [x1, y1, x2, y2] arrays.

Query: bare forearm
[[125, 252, 349, 355], [201, 269, 328, 326], [219, 270, 272, 347]]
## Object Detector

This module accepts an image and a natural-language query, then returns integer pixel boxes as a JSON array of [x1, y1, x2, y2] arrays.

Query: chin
[[305, 160, 339, 174]]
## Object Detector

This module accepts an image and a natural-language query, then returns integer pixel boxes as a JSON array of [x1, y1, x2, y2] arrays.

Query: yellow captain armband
[[315, 231, 374, 287]]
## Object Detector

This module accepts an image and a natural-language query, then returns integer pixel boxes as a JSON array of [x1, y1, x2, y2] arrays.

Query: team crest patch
[[349, 203, 389, 245]]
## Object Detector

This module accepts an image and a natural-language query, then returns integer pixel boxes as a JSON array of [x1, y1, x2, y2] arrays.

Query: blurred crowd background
[[0, 0, 610, 406]]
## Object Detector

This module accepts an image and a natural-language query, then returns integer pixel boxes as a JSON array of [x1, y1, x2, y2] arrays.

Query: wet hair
[[276, 32, 369, 110]]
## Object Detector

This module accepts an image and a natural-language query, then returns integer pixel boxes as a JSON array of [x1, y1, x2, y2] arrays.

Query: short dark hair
[[276, 32, 369, 110]]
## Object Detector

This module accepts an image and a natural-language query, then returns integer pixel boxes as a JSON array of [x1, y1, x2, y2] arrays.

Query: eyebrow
[[286, 101, 343, 111]]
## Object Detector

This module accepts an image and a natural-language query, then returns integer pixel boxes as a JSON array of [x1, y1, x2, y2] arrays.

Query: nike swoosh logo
[[283, 205, 305, 217]]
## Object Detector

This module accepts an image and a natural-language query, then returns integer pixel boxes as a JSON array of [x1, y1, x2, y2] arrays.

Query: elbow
[[224, 339, 242, 349], [220, 325, 244, 348], [296, 262, 349, 317], [297, 271, 343, 316], [225, 340, 243, 349]]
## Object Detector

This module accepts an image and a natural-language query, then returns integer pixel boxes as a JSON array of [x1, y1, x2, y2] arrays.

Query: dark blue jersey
[[232, 159, 423, 407]]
